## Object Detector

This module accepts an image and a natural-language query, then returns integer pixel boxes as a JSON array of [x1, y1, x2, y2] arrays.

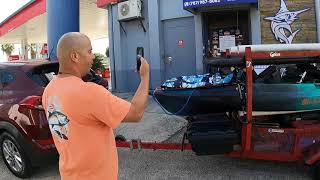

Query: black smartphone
[[136, 47, 144, 72], [136, 55, 142, 72]]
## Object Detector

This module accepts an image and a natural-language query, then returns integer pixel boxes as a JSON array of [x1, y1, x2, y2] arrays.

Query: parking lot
[[0, 148, 312, 180]]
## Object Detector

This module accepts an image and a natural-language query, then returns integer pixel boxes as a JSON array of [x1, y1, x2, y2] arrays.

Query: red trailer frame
[[226, 47, 320, 166], [116, 46, 320, 174]]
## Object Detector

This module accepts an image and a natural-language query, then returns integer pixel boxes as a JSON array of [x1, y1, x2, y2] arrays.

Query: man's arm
[[123, 57, 150, 122]]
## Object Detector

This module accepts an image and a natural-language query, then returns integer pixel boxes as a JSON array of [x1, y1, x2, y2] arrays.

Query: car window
[[0, 70, 15, 86], [26, 63, 108, 89], [26, 63, 58, 87], [44, 72, 55, 81]]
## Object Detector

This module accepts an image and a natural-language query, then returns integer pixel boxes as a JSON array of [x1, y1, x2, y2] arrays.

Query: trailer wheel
[[115, 135, 126, 142], [313, 161, 320, 180]]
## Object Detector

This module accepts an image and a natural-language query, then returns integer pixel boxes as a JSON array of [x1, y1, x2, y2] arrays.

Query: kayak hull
[[153, 83, 320, 116]]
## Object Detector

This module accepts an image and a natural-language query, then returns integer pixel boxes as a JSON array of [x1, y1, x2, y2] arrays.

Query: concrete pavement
[[113, 93, 187, 143]]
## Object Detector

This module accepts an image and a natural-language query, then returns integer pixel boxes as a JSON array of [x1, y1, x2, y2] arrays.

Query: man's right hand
[[123, 57, 150, 123], [139, 57, 150, 80]]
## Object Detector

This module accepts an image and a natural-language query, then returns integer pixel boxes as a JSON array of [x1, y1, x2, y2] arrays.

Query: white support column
[[250, 6, 261, 44], [21, 39, 28, 60], [316, 0, 320, 42], [194, 14, 203, 74]]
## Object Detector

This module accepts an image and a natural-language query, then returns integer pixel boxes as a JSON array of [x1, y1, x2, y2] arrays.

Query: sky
[[0, 0, 32, 24]]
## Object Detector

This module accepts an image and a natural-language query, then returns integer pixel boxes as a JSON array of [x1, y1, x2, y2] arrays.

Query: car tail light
[[19, 96, 54, 148], [33, 139, 56, 150], [19, 96, 44, 110]]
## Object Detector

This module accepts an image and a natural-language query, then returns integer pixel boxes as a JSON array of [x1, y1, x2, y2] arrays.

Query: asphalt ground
[[0, 94, 315, 179], [0, 149, 313, 180]]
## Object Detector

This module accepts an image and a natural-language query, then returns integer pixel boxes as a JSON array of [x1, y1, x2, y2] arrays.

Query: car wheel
[[0, 132, 32, 178]]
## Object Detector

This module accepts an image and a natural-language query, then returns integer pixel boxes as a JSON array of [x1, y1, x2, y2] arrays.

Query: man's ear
[[70, 51, 80, 63]]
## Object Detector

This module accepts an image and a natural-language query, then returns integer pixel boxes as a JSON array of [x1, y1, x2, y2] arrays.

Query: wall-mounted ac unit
[[118, 0, 142, 21]]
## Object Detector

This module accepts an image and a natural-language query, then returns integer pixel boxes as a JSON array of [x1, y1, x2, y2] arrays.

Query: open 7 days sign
[[183, 0, 257, 9]]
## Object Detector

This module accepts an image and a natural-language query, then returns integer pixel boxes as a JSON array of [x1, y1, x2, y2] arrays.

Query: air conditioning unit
[[118, 0, 142, 21]]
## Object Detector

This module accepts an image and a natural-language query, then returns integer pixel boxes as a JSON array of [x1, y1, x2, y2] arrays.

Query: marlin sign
[[264, 0, 310, 44]]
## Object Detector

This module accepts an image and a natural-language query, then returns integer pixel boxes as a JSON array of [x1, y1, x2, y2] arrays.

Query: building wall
[[260, 0, 317, 44], [148, 0, 162, 89], [250, 6, 261, 44], [109, 0, 199, 92], [108, 1, 150, 92], [159, 0, 203, 76], [107, 0, 319, 92], [159, 0, 193, 20]]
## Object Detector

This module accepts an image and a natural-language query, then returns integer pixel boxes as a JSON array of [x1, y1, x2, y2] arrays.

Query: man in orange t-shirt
[[42, 32, 149, 180]]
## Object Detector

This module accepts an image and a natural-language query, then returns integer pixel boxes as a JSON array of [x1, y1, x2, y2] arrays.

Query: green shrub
[[92, 53, 107, 71], [1, 44, 14, 56]]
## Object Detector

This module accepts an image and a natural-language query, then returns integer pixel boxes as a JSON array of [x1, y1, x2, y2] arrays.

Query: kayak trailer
[[116, 44, 320, 179]]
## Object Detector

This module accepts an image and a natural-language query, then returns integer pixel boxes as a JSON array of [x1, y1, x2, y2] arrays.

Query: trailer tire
[[115, 135, 126, 142]]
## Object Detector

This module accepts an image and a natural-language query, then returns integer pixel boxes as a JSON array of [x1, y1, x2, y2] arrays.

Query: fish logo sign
[[264, 0, 309, 44]]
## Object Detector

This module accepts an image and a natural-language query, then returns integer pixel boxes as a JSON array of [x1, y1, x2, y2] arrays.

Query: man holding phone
[[42, 32, 149, 180]]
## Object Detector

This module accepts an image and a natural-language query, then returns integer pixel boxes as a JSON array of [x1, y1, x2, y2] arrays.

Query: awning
[[183, 0, 258, 9], [96, 0, 119, 8]]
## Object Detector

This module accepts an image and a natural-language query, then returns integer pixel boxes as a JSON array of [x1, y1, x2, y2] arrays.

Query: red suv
[[0, 60, 108, 178]]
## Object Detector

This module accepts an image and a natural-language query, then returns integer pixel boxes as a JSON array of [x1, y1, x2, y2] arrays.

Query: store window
[[204, 10, 250, 58]]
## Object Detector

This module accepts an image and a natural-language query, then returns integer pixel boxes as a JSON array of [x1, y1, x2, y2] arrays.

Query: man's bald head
[[56, 32, 94, 77], [57, 32, 89, 63]]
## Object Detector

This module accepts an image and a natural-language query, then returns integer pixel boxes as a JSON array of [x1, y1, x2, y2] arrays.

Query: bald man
[[42, 32, 150, 180]]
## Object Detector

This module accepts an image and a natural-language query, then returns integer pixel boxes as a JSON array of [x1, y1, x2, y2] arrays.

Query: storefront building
[[100, 0, 320, 92]]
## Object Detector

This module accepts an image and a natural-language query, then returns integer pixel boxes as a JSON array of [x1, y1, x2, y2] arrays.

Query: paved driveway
[[0, 149, 312, 180]]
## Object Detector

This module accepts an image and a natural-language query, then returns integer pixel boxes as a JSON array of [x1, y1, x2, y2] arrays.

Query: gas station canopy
[[0, 0, 109, 44]]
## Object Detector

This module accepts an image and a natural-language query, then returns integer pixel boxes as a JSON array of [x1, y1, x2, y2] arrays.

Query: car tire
[[0, 132, 32, 178]]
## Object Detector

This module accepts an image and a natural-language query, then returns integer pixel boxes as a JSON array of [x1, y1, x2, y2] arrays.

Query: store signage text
[[246, 61, 252, 68], [302, 98, 320, 105], [178, 40, 184, 48], [269, 52, 281, 57], [268, 128, 285, 133], [264, 0, 310, 44], [183, 0, 258, 9]]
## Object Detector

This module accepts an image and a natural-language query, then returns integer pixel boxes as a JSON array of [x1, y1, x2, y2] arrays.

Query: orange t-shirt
[[42, 75, 131, 180]]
